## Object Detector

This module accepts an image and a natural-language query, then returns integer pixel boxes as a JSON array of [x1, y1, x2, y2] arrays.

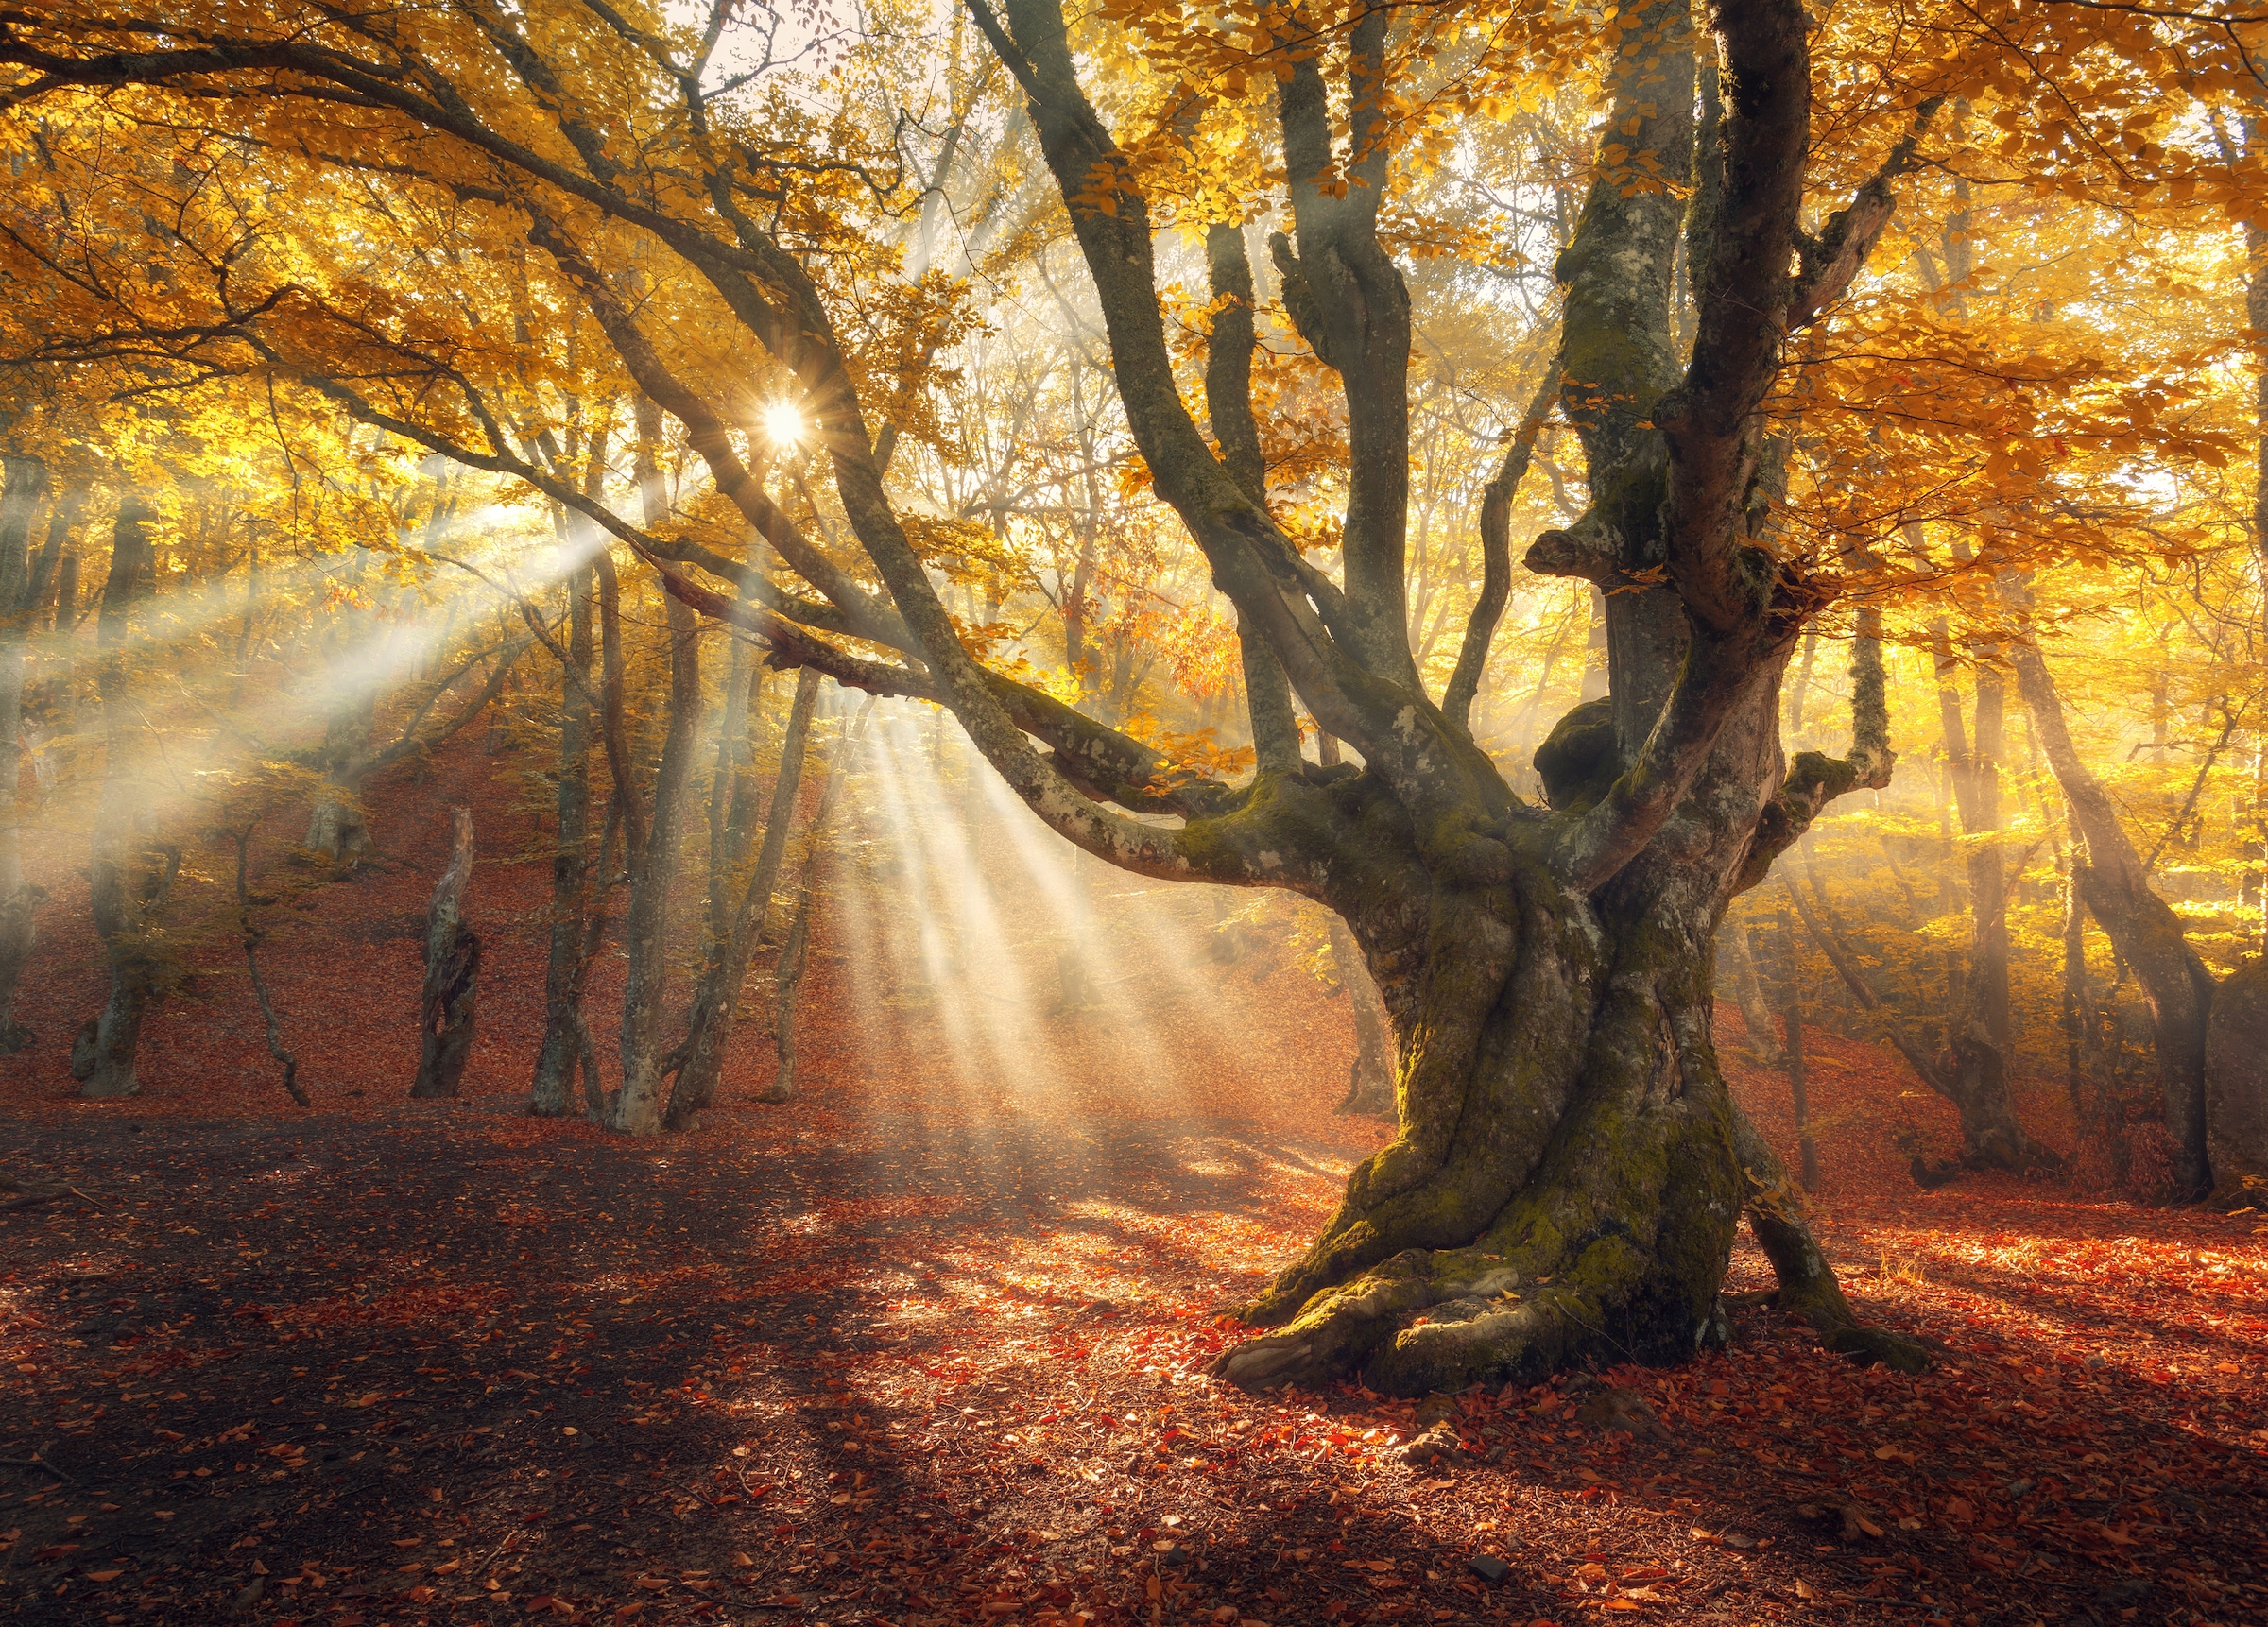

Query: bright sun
[[761, 402, 803, 447]]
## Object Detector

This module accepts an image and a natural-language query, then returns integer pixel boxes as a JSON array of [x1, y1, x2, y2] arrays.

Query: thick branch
[[1206, 221, 1302, 777], [1737, 605, 1895, 889], [1652, 0, 1810, 637], [1789, 99, 1944, 329], [1445, 362, 1559, 729]]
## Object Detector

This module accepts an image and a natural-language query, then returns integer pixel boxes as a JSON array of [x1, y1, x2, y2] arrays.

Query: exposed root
[[1734, 1107, 1929, 1373], [1215, 1222, 1701, 1397]]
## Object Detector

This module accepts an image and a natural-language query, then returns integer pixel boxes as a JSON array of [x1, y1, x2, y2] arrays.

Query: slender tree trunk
[[1784, 625, 1818, 743], [304, 556, 377, 863], [755, 696, 869, 1106], [1720, 919, 1783, 1066], [530, 564, 596, 1116], [610, 399, 704, 1134], [706, 622, 761, 941], [664, 666, 823, 1127], [235, 823, 307, 1107], [1965, 661, 2012, 1056], [766, 871, 817, 1103], [412, 807, 478, 1099], [1783, 1002, 1819, 1191], [0, 455, 49, 1050], [2012, 637, 2214, 1196], [75, 496, 171, 1099]]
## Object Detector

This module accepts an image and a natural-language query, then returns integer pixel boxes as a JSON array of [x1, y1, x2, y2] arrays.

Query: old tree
[[3, 0, 2252, 1390]]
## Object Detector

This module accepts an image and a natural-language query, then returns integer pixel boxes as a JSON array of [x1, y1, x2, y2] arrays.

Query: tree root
[[1734, 1107, 1929, 1373], [1216, 1106, 1933, 1394], [1214, 1229, 1683, 1396]]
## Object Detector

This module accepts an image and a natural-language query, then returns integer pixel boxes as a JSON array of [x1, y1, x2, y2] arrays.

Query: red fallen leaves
[[1, 735, 2263, 1624]]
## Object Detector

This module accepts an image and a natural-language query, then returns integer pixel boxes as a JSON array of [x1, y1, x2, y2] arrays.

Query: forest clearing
[[6, 0, 2268, 1619], [2, 731, 2262, 1626]]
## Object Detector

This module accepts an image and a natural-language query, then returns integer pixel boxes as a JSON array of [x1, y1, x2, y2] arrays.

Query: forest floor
[[1, 717, 2264, 1627]]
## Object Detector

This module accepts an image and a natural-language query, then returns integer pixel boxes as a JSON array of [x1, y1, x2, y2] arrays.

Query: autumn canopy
[[0, 0, 2263, 1407]]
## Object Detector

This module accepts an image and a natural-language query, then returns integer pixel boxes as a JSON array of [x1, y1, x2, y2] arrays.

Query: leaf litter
[[0, 741, 2260, 1626]]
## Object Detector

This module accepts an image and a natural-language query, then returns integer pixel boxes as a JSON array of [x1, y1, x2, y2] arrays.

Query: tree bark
[[235, 822, 307, 1107], [77, 495, 173, 1099], [530, 561, 597, 1117], [0, 454, 50, 1051], [2012, 639, 2213, 1196], [1721, 920, 1783, 1067], [1329, 913, 1395, 1118], [412, 806, 478, 1099], [753, 694, 868, 1106], [663, 664, 822, 1128], [303, 558, 378, 863], [609, 398, 704, 1134]]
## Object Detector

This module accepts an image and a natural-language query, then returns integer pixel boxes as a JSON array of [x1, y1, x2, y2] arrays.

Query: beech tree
[[7, 0, 2263, 1390]]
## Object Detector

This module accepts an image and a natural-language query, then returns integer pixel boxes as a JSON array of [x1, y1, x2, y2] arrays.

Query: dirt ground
[[2, 725, 2263, 1627]]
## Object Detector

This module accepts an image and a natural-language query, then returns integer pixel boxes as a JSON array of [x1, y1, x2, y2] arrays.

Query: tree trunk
[[1778, 913, 1820, 1190], [1783, 1004, 1820, 1190], [663, 665, 823, 1128], [2202, 956, 2268, 1208], [530, 563, 596, 1116], [304, 560, 377, 863], [236, 823, 307, 1107], [706, 614, 762, 943], [1219, 748, 1914, 1395], [752, 691, 869, 1106], [609, 399, 705, 1134], [0, 454, 49, 1050], [77, 496, 172, 1100], [2012, 639, 2214, 1196], [412, 806, 478, 1099], [1719, 920, 1782, 1067], [1963, 660, 2013, 1056], [1329, 914, 1395, 1117], [764, 868, 818, 1104], [1785, 869, 2057, 1176]]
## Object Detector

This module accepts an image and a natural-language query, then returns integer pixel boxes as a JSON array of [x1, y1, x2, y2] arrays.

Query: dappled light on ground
[[0, 741, 2262, 1626]]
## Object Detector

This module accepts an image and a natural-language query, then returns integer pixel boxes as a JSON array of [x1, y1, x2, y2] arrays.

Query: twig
[[0, 1175, 100, 1211], [0, 1448, 79, 1484]]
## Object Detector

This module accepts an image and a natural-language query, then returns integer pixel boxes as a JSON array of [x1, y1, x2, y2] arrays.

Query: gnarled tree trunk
[[78, 0, 1940, 1392]]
